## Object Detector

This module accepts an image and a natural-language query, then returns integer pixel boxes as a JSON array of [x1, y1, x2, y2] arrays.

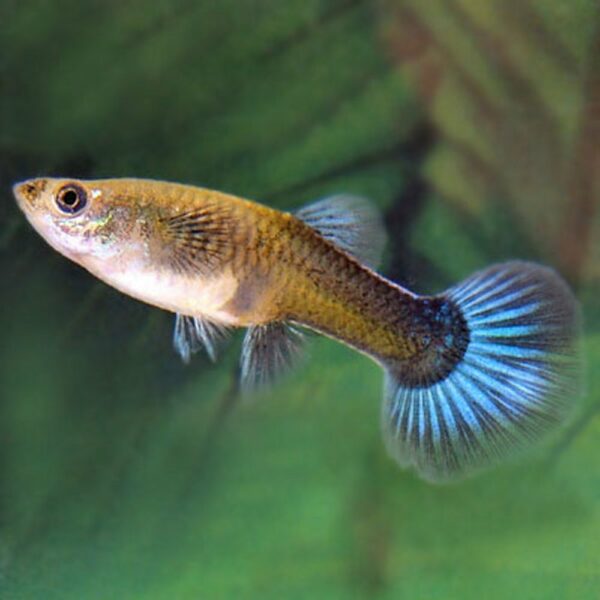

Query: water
[[1, 1, 599, 598]]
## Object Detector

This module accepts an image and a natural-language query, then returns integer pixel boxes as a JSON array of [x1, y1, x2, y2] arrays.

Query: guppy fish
[[13, 177, 580, 482]]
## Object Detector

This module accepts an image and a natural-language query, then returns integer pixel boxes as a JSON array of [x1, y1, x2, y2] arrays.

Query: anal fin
[[240, 322, 305, 392]]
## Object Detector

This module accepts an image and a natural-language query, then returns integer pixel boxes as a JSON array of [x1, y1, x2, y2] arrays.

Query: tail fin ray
[[382, 261, 581, 482]]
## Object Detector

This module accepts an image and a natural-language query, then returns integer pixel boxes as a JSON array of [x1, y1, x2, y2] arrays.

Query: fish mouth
[[12, 178, 48, 211], [12, 181, 27, 210]]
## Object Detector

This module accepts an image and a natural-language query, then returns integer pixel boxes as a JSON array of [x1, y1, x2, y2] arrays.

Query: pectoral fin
[[173, 314, 230, 363], [240, 322, 305, 392], [161, 206, 234, 276]]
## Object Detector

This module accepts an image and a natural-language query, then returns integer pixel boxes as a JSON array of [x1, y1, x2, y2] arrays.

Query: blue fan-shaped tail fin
[[381, 261, 582, 482]]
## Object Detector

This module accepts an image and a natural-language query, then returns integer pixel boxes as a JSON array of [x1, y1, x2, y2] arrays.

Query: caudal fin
[[382, 261, 581, 482]]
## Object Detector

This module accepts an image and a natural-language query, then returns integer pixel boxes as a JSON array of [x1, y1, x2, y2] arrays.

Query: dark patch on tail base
[[390, 297, 470, 387]]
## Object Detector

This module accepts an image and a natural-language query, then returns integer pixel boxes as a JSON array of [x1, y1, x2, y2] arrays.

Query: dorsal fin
[[173, 314, 230, 363], [240, 322, 305, 392], [295, 195, 387, 269]]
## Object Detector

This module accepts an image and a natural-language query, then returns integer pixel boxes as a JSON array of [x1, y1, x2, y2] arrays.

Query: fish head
[[13, 177, 131, 263], [13, 176, 238, 314]]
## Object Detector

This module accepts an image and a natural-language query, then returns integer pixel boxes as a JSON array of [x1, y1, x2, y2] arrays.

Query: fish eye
[[55, 184, 88, 215]]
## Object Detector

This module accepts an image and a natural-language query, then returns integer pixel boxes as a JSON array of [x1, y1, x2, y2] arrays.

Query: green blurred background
[[1, 1, 599, 598]]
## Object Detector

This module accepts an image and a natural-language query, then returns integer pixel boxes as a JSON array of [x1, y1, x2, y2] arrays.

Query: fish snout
[[12, 178, 48, 211]]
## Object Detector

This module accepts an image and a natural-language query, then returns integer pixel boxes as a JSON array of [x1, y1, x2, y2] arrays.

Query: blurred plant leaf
[[381, 0, 600, 288]]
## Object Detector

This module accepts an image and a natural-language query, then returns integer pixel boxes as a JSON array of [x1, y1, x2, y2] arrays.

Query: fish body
[[13, 177, 581, 482], [14, 178, 427, 361]]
